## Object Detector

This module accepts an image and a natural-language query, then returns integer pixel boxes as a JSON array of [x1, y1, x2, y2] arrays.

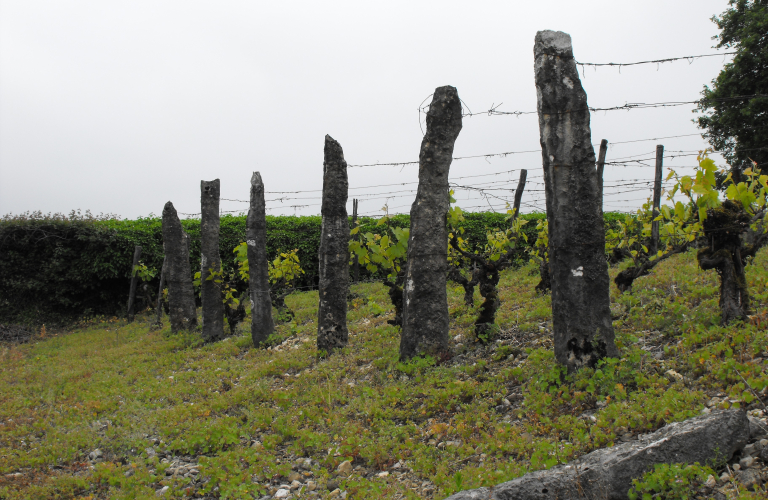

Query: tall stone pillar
[[161, 202, 198, 333], [534, 31, 618, 371], [400, 86, 462, 361], [247, 172, 275, 346], [201, 179, 224, 342], [316, 135, 350, 355]]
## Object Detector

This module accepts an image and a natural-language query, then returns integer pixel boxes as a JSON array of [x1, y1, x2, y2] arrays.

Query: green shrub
[[628, 463, 714, 500], [0, 210, 624, 324]]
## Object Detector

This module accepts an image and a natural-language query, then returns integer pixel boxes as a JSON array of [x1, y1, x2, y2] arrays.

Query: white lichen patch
[[571, 266, 584, 277]]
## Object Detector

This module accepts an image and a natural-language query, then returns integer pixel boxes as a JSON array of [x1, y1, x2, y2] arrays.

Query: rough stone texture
[[316, 135, 350, 355], [444, 409, 749, 500], [247, 172, 275, 347], [161, 202, 197, 333], [200, 179, 224, 342], [534, 31, 618, 371], [400, 86, 462, 361]]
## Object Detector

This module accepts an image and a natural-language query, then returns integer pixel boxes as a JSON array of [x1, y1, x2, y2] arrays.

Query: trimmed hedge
[[0, 211, 625, 324]]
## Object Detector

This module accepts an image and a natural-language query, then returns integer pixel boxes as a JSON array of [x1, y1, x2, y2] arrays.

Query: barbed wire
[[182, 132, 765, 217], [575, 52, 736, 70], [453, 94, 768, 119]]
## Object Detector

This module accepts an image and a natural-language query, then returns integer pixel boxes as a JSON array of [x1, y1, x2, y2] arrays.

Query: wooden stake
[[511, 169, 527, 223], [352, 198, 360, 282], [126, 245, 142, 322], [596, 139, 608, 211], [651, 145, 664, 255]]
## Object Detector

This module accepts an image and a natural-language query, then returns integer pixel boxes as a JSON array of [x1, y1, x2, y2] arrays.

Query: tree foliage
[[348, 206, 409, 326], [609, 151, 768, 324], [696, 0, 768, 179], [529, 219, 550, 293], [448, 193, 529, 342], [233, 244, 305, 323]]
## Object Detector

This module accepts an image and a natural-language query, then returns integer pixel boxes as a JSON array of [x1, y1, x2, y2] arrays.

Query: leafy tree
[[131, 261, 158, 312], [348, 206, 409, 326], [233, 244, 305, 324], [448, 196, 529, 342], [446, 192, 480, 307], [608, 198, 698, 292], [529, 219, 550, 293], [696, 0, 768, 181], [194, 266, 246, 335], [666, 153, 768, 324]]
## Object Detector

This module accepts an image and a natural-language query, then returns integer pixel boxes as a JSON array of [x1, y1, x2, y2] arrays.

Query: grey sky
[[0, 0, 733, 219]]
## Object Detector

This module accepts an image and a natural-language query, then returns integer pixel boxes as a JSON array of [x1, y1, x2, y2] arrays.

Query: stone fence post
[[247, 172, 274, 346], [161, 202, 197, 333], [317, 135, 350, 355], [534, 30, 618, 371], [201, 179, 224, 342], [400, 86, 463, 361]]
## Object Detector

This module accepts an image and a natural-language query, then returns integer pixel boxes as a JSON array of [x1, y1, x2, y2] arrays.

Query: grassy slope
[[2, 250, 768, 499]]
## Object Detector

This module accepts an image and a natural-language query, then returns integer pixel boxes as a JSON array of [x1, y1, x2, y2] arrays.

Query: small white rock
[[155, 486, 169, 497], [274, 488, 291, 499], [705, 474, 716, 488], [740, 456, 755, 469], [376, 471, 389, 477], [664, 369, 684, 383], [336, 460, 352, 475]]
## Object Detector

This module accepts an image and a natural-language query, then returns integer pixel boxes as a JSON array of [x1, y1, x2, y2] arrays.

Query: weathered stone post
[[317, 135, 350, 355], [161, 202, 198, 332], [247, 172, 274, 346], [400, 86, 462, 361], [534, 31, 618, 371], [200, 179, 224, 342]]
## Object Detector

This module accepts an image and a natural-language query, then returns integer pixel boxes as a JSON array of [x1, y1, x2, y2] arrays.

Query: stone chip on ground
[[737, 468, 762, 490]]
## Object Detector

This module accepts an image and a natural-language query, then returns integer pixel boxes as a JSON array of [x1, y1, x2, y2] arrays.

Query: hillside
[[2, 249, 768, 499]]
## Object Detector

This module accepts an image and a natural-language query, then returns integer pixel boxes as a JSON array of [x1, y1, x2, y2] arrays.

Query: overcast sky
[[0, 0, 734, 219]]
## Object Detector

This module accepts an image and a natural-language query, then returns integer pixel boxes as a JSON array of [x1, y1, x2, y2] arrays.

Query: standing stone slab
[[444, 409, 749, 500], [534, 31, 617, 371], [247, 172, 274, 347], [161, 202, 197, 333], [400, 86, 462, 361], [316, 135, 350, 355], [201, 179, 224, 342]]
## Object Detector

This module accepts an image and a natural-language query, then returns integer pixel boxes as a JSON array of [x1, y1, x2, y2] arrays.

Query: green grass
[[2, 249, 768, 499]]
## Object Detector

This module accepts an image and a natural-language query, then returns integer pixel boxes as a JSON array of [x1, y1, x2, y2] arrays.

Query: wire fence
[[576, 52, 737, 71], [174, 49, 766, 218], [178, 144, 726, 218]]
